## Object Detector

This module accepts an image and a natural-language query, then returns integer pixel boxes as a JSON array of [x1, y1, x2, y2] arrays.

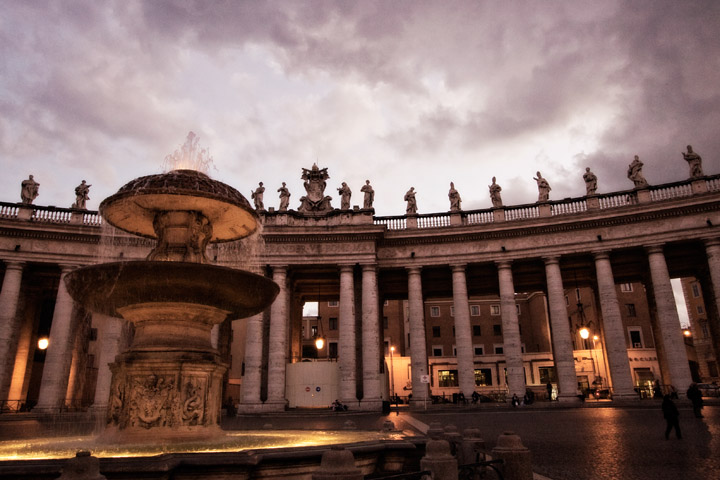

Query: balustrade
[[465, 210, 494, 225], [551, 199, 587, 216], [504, 205, 539, 221], [650, 182, 692, 201]]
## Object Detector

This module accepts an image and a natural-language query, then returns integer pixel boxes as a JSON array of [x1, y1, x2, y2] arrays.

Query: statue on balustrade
[[72, 180, 91, 209], [251, 182, 265, 210], [298, 163, 333, 213], [682, 145, 703, 179], [627, 155, 648, 188], [448, 182, 462, 211], [489, 177, 503, 207], [361, 180, 375, 209], [534, 171, 551, 202], [20, 175, 40, 204], [277, 182, 290, 211], [337, 182, 352, 210], [404, 187, 417, 214], [583, 168, 597, 195]]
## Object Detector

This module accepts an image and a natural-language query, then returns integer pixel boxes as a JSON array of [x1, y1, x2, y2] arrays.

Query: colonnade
[[0, 238, 714, 410]]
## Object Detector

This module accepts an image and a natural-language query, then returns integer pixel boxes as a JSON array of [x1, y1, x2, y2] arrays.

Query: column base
[[610, 392, 641, 402], [557, 394, 582, 403], [237, 400, 287, 413], [356, 399, 384, 411], [409, 398, 431, 409]]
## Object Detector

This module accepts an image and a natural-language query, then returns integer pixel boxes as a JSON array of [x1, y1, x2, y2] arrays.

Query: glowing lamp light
[[37, 337, 49, 350], [315, 336, 325, 350], [683, 329, 692, 337], [593, 335, 599, 341], [579, 327, 590, 340]]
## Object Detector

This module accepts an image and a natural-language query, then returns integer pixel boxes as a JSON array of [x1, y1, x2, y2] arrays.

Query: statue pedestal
[[691, 178, 708, 195], [538, 203, 552, 217], [17, 204, 33, 221], [406, 215, 418, 229]]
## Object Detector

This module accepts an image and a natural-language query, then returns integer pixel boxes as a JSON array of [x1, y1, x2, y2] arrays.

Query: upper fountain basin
[[100, 169, 258, 242], [64, 261, 279, 319]]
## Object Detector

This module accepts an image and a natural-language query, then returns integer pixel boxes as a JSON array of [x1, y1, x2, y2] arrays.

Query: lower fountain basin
[[64, 261, 279, 319]]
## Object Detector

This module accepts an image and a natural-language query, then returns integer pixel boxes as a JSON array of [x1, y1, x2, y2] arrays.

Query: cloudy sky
[[2, 0, 719, 216]]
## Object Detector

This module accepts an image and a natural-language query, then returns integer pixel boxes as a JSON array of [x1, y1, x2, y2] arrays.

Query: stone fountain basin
[[64, 261, 279, 319]]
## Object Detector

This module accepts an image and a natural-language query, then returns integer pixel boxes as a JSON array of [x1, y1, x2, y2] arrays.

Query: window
[[620, 283, 633, 292], [329, 342, 338, 358], [472, 325, 482, 336], [452, 345, 457, 356], [430, 306, 440, 317], [473, 345, 484, 356], [432, 326, 441, 337], [384, 299, 389, 306], [438, 370, 458, 387], [708, 361, 719, 377], [452, 326, 456, 337], [491, 305, 501, 316], [516, 304, 521, 315], [494, 345, 504, 354], [383, 316, 389, 329], [311, 326, 318, 337], [493, 324, 502, 336], [691, 283, 701, 298], [539, 367, 557, 384], [474, 368, 493, 386], [626, 304, 637, 317], [450, 306, 455, 317], [328, 300, 338, 307], [628, 328, 643, 348], [329, 317, 338, 330], [697, 305, 705, 315], [89, 328, 98, 341], [432, 346, 444, 357], [471, 305, 480, 316], [701, 322, 709, 338]]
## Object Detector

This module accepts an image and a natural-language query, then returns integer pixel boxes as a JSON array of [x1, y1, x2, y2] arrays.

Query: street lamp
[[37, 337, 49, 350], [314, 317, 325, 351]]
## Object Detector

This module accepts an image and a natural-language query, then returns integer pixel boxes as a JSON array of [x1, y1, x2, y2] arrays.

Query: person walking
[[687, 382, 704, 418], [662, 394, 682, 440]]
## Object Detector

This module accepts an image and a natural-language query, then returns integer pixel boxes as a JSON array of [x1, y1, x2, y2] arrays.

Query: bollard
[[56, 451, 106, 480], [426, 421, 445, 439], [382, 420, 395, 431], [312, 447, 364, 480], [459, 427, 486, 465], [491, 431, 533, 480], [420, 439, 458, 480], [443, 424, 463, 457]]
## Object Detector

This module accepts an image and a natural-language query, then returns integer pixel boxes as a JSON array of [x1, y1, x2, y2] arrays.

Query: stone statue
[[627, 155, 648, 188], [489, 177, 502, 207], [72, 180, 91, 209], [277, 182, 291, 211], [299, 163, 333, 213], [682, 145, 703, 179], [251, 182, 265, 210], [20, 175, 39, 204], [534, 171, 551, 202], [404, 187, 417, 214], [448, 182, 461, 211], [360, 180, 374, 209], [337, 182, 352, 210], [583, 168, 597, 195]]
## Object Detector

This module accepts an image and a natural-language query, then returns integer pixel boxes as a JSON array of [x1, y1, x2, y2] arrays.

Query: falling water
[[162, 131, 215, 173]]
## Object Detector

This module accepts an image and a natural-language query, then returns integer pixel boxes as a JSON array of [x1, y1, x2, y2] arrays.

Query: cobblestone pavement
[[410, 404, 719, 480]]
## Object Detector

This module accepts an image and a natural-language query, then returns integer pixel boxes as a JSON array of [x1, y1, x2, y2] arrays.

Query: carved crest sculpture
[[299, 164, 333, 213]]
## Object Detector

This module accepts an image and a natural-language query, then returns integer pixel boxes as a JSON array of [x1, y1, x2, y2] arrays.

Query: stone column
[[239, 312, 264, 410], [0, 261, 25, 399], [451, 264, 475, 397], [35, 266, 77, 412], [91, 314, 123, 410], [543, 257, 581, 402], [703, 239, 720, 371], [593, 252, 636, 399], [407, 266, 429, 405], [646, 245, 693, 393], [496, 262, 526, 398], [338, 265, 357, 404], [361, 264, 381, 408], [266, 266, 288, 409]]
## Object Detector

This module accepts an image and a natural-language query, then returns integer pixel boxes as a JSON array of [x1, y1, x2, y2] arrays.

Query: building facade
[[2, 173, 720, 413]]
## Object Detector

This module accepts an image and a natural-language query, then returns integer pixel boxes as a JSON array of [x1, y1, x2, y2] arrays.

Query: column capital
[[592, 250, 611, 261], [2, 260, 25, 271], [645, 244, 665, 255], [269, 264, 288, 272], [495, 260, 513, 270], [704, 237, 720, 249], [406, 266, 422, 274], [338, 264, 355, 273], [542, 256, 560, 266], [360, 263, 377, 272], [58, 264, 79, 274], [450, 263, 467, 272]]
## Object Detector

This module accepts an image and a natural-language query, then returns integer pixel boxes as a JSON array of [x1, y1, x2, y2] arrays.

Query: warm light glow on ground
[[0, 430, 406, 461]]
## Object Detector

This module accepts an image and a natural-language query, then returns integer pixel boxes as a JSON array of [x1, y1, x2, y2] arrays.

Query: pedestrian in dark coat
[[662, 394, 682, 440], [687, 383, 704, 418]]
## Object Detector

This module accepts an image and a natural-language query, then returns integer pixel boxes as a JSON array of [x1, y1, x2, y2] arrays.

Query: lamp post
[[389, 345, 396, 400]]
